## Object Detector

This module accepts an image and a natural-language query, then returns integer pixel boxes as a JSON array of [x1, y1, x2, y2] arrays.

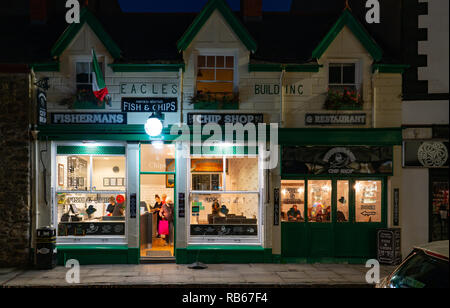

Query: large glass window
[[355, 180, 382, 223], [281, 180, 305, 222], [336, 180, 349, 222], [56, 150, 126, 239], [189, 156, 260, 239], [307, 180, 332, 223]]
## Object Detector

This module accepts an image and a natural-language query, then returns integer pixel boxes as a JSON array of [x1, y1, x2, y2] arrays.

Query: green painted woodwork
[[51, 8, 122, 59], [312, 9, 383, 61], [56, 245, 139, 265], [278, 128, 402, 146], [109, 63, 185, 73], [176, 247, 273, 264], [190, 145, 259, 155], [32, 62, 60, 72], [248, 63, 323, 73], [177, 0, 257, 52], [372, 64, 410, 74], [57, 145, 125, 155], [281, 178, 387, 260], [38, 125, 401, 147], [193, 101, 239, 110]]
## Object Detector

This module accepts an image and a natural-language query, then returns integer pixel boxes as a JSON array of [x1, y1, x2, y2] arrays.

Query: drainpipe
[[179, 67, 184, 124], [279, 67, 286, 128]]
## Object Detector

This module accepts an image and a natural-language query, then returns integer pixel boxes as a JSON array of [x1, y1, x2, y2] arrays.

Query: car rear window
[[388, 250, 449, 288]]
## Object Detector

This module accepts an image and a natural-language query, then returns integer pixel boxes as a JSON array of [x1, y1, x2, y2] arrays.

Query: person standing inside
[[153, 195, 163, 237], [159, 200, 174, 246]]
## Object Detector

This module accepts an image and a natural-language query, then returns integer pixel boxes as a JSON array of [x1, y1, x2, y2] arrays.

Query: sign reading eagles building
[[282, 146, 393, 175]]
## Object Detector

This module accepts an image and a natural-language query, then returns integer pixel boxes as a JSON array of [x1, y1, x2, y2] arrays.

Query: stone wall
[[0, 72, 32, 267]]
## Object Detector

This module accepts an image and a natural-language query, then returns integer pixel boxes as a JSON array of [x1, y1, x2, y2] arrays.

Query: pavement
[[0, 263, 396, 288]]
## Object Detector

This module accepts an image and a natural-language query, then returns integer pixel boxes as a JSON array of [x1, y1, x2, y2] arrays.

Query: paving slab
[[1, 263, 394, 287]]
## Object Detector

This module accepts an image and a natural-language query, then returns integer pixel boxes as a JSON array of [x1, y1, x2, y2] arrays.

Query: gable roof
[[176, 0, 258, 53], [312, 8, 383, 61], [50, 7, 122, 59]]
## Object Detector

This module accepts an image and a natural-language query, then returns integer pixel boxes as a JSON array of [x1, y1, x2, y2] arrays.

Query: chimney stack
[[241, 0, 263, 21], [30, 0, 47, 24]]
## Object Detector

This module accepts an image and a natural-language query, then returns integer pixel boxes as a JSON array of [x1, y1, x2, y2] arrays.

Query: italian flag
[[91, 49, 108, 102]]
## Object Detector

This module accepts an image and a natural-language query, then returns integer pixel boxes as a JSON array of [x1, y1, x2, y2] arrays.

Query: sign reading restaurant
[[51, 113, 127, 124], [305, 113, 367, 125]]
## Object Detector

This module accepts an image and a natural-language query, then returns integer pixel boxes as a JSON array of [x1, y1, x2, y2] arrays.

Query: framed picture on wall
[[117, 178, 124, 186], [110, 178, 117, 186], [58, 164, 64, 186], [103, 178, 110, 187], [166, 159, 175, 188]]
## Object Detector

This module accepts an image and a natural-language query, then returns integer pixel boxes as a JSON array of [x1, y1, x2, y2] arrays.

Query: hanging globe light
[[145, 112, 163, 137]]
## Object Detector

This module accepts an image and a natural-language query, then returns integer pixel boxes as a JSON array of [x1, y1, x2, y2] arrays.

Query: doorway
[[139, 143, 176, 260]]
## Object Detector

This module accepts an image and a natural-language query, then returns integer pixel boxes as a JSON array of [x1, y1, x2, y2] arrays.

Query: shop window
[[430, 180, 449, 241], [140, 144, 176, 173], [56, 152, 126, 239], [307, 180, 332, 222], [336, 180, 349, 222], [355, 180, 382, 223], [189, 156, 260, 240], [196, 55, 235, 100], [281, 180, 305, 222]]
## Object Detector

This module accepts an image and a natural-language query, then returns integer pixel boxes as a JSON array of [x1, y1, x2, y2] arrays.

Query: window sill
[[73, 100, 105, 110], [193, 101, 239, 110], [323, 104, 363, 111]]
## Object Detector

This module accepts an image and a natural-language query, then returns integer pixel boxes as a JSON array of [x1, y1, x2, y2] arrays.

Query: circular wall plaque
[[418, 142, 448, 167]]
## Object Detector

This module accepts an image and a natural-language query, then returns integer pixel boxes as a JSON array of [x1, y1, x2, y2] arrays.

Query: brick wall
[[0, 72, 32, 267]]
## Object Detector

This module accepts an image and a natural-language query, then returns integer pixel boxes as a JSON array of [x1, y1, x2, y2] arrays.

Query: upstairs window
[[76, 61, 104, 92], [328, 63, 358, 92], [196, 55, 235, 100]]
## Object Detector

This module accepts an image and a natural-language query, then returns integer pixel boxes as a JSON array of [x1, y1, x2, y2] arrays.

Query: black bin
[[36, 227, 57, 269], [377, 228, 402, 265]]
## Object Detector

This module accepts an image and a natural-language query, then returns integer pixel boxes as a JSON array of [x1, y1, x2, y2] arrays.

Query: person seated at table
[[287, 205, 303, 222]]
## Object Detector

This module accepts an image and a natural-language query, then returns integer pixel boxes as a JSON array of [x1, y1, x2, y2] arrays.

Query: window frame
[[327, 60, 362, 92], [187, 151, 263, 245], [194, 50, 239, 96], [52, 141, 128, 245]]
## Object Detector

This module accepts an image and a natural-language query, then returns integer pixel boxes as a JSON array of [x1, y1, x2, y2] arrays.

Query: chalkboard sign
[[377, 228, 402, 265], [178, 192, 185, 218], [274, 188, 280, 226], [130, 193, 137, 219]]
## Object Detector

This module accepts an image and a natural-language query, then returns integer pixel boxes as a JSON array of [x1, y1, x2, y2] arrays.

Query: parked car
[[377, 240, 449, 288]]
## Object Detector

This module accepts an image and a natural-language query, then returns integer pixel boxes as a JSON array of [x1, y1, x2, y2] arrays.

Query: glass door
[[139, 143, 176, 259]]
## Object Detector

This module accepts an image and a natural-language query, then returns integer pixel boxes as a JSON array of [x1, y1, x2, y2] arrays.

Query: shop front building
[[31, 0, 406, 264]]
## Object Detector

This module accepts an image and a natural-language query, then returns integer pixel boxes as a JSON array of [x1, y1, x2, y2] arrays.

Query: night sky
[[117, 0, 292, 12]]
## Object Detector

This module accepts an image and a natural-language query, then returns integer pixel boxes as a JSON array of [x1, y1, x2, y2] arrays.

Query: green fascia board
[[372, 64, 410, 74], [279, 128, 402, 146], [51, 8, 122, 59], [109, 63, 185, 73], [177, 0, 257, 53], [248, 63, 322, 72], [312, 9, 383, 61], [38, 125, 402, 146], [57, 145, 126, 155], [32, 62, 60, 72], [57, 245, 129, 251], [186, 245, 264, 251]]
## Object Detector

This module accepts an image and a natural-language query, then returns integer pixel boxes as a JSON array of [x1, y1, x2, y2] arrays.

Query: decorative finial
[[344, 0, 352, 11]]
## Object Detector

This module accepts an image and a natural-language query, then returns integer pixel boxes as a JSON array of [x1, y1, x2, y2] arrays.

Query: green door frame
[[138, 142, 177, 260], [281, 175, 387, 262]]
